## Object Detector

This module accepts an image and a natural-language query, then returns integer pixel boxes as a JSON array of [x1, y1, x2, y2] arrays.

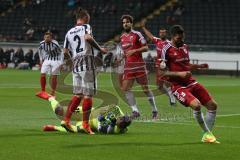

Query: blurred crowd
[[166, 0, 185, 25], [0, 46, 157, 73], [0, 47, 40, 69], [20, 17, 60, 41], [0, 0, 45, 14]]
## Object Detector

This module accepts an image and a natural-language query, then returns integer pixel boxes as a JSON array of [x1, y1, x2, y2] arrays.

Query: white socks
[[193, 110, 210, 133], [146, 91, 158, 112], [205, 110, 217, 131], [125, 91, 139, 112]]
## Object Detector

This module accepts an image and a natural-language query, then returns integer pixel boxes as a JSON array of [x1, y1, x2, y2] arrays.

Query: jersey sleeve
[[136, 32, 147, 46], [38, 43, 43, 61], [152, 36, 159, 44], [161, 43, 171, 61], [55, 42, 64, 62], [84, 24, 92, 35], [53, 40, 62, 53]]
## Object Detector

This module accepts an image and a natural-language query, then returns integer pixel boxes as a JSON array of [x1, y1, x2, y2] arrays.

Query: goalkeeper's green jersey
[[50, 99, 126, 134]]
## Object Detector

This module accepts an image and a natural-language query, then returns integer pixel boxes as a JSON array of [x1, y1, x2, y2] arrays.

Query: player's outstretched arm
[[189, 63, 209, 70], [140, 21, 154, 41], [158, 60, 192, 78], [84, 34, 107, 54]]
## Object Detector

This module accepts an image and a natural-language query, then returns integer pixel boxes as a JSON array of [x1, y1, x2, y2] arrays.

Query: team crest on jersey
[[183, 48, 188, 54], [174, 52, 177, 56], [130, 36, 133, 41]]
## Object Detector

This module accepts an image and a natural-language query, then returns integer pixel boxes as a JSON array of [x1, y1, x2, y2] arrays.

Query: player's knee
[[83, 95, 92, 99], [143, 89, 149, 94], [55, 106, 64, 116], [142, 85, 149, 93], [206, 99, 218, 110], [189, 99, 201, 111], [122, 86, 130, 92], [74, 94, 83, 99]]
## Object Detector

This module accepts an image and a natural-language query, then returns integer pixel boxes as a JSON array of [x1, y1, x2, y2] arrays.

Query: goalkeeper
[[43, 97, 132, 134]]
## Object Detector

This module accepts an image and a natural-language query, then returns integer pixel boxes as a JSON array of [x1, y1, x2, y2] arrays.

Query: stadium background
[[0, 0, 239, 75], [0, 0, 240, 160]]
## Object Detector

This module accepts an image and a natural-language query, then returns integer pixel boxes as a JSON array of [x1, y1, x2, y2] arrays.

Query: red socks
[[64, 96, 93, 127], [40, 75, 46, 91], [40, 75, 57, 96], [51, 76, 57, 96], [64, 96, 81, 122], [82, 97, 93, 127]]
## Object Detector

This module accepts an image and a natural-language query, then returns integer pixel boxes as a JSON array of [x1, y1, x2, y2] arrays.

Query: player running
[[120, 15, 158, 119], [36, 31, 63, 97], [61, 8, 107, 134], [159, 25, 219, 143], [140, 20, 176, 106], [43, 97, 131, 134]]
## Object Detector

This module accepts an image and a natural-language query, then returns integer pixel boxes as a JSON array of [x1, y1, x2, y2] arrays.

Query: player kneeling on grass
[[159, 25, 219, 143], [43, 97, 131, 134]]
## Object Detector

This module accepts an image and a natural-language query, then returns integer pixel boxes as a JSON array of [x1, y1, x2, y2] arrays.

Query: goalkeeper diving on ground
[[42, 96, 132, 134]]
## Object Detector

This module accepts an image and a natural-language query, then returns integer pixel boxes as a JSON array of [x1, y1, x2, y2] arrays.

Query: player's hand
[[178, 71, 192, 78], [200, 63, 209, 69], [126, 49, 136, 57], [100, 47, 108, 54], [39, 60, 43, 69], [140, 20, 146, 28]]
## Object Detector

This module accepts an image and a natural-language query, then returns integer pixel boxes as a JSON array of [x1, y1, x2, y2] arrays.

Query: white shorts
[[114, 64, 124, 74], [41, 60, 62, 75], [72, 70, 97, 96]]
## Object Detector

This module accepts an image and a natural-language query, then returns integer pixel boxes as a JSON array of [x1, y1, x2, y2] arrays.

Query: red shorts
[[156, 76, 170, 87], [122, 67, 148, 85], [173, 82, 212, 106]]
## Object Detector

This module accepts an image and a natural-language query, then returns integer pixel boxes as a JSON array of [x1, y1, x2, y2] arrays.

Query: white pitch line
[[217, 114, 240, 117]]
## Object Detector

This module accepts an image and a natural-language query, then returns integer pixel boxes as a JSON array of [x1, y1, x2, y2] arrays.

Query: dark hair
[[116, 115, 132, 129], [159, 27, 167, 31], [170, 25, 184, 36], [76, 8, 89, 20], [121, 14, 134, 23], [44, 31, 52, 37]]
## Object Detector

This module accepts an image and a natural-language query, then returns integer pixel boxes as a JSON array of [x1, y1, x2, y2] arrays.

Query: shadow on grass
[[0, 129, 71, 138]]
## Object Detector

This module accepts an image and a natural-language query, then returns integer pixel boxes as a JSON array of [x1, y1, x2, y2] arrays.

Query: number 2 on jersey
[[74, 35, 83, 53]]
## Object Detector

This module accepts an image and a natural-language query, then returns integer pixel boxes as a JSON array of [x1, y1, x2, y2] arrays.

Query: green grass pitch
[[0, 69, 240, 160]]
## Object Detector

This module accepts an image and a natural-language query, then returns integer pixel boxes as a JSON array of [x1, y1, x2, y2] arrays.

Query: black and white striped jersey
[[38, 40, 63, 61], [64, 24, 95, 72]]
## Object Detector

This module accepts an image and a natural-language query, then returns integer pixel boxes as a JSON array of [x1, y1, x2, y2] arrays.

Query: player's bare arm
[[62, 48, 73, 68], [158, 60, 191, 78], [63, 48, 71, 60], [84, 34, 107, 53], [126, 45, 148, 57], [140, 21, 154, 41], [189, 63, 209, 70]]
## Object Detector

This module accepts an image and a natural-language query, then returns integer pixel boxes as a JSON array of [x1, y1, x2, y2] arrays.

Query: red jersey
[[120, 30, 147, 70], [161, 42, 196, 89], [153, 37, 170, 82], [152, 37, 169, 59]]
